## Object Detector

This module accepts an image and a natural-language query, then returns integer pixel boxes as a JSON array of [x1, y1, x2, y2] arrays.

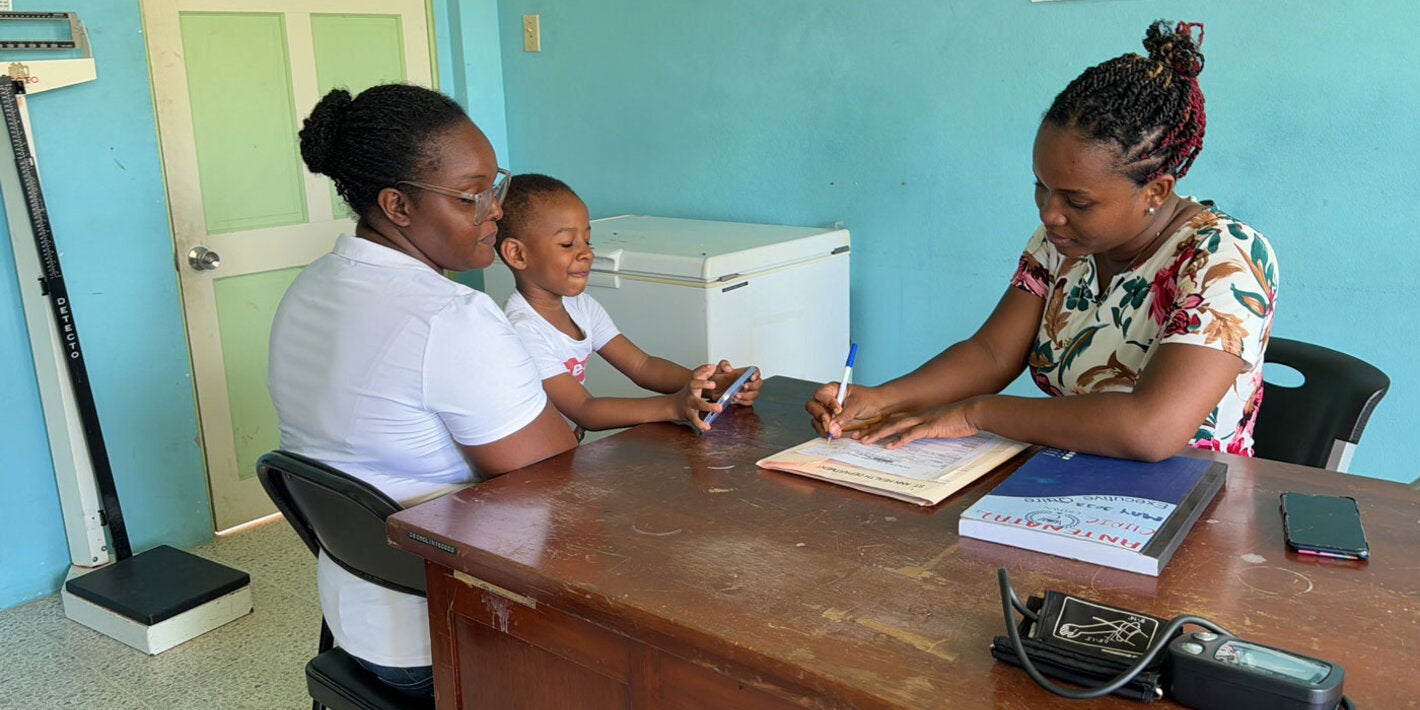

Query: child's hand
[[680, 364, 721, 431], [709, 360, 762, 406]]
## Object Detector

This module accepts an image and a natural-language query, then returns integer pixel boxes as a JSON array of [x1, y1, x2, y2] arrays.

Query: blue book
[[958, 449, 1227, 576]]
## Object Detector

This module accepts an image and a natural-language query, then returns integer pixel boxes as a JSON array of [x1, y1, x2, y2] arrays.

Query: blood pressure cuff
[[991, 591, 1179, 703]]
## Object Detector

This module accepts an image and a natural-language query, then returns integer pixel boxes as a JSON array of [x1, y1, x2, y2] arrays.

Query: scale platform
[[2, 10, 256, 656], [1, 11, 254, 656], [62, 545, 252, 655]]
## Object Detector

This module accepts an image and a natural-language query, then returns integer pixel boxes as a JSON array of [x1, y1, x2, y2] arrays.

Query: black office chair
[[1253, 338, 1389, 473], [256, 451, 434, 710]]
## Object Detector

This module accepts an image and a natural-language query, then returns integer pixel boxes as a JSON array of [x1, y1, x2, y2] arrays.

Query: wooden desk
[[389, 377, 1420, 708]]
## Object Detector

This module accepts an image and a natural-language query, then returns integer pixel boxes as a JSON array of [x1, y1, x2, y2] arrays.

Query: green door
[[143, 0, 435, 529]]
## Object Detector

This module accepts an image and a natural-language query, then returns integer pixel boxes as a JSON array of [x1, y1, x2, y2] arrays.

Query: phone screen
[[1280, 492, 1369, 559], [702, 366, 757, 427]]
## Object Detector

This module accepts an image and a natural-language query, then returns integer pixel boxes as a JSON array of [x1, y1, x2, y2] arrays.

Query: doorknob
[[187, 246, 221, 271]]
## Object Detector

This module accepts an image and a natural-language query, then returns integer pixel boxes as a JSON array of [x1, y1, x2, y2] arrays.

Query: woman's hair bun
[[299, 88, 353, 176], [1142, 20, 1205, 79]]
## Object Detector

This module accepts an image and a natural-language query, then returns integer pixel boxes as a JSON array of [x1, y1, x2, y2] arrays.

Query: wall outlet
[[523, 15, 541, 52]]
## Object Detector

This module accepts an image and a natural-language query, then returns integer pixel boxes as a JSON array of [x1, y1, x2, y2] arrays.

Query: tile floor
[[0, 518, 320, 709]]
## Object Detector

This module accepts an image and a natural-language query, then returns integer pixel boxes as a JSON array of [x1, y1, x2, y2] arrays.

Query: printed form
[[793, 436, 1012, 481]]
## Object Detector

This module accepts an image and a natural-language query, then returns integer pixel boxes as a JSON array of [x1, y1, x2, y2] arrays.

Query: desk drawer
[[428, 566, 807, 709], [442, 566, 633, 679]]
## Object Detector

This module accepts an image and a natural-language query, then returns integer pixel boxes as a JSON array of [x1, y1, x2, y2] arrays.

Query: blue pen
[[828, 343, 857, 440]]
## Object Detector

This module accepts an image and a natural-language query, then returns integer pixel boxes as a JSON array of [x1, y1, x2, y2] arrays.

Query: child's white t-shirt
[[504, 290, 621, 382]]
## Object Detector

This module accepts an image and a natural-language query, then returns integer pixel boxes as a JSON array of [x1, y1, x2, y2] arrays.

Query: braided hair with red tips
[[1044, 21, 1207, 185]]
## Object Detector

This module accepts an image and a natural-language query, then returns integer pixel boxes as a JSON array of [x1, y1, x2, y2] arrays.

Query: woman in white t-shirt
[[268, 84, 576, 698]]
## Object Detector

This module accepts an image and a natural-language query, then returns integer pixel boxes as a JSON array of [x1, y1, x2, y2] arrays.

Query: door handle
[[187, 246, 221, 271]]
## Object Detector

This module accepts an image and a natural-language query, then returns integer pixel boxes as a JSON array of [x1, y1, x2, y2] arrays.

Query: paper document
[[790, 437, 1011, 481], [757, 433, 1029, 506]]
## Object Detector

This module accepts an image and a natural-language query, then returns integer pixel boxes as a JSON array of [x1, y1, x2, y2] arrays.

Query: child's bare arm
[[597, 335, 693, 394], [542, 368, 720, 431], [600, 334, 763, 405]]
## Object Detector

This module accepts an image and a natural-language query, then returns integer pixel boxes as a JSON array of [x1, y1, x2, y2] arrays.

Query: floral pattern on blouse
[[1009, 202, 1278, 456]]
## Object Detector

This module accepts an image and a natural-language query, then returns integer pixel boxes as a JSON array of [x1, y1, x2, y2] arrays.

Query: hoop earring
[[1146, 207, 1157, 216]]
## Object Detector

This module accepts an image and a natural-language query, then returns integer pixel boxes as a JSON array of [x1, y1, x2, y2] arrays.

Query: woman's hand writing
[[856, 398, 983, 448], [806, 382, 889, 439]]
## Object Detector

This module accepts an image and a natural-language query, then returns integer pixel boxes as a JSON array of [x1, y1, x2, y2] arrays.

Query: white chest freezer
[[483, 214, 850, 402]]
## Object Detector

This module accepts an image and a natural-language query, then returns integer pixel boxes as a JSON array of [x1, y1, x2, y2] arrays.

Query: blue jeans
[[354, 657, 435, 698]]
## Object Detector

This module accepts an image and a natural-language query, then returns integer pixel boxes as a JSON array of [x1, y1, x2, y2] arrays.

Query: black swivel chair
[[1253, 338, 1389, 473], [256, 451, 435, 710]]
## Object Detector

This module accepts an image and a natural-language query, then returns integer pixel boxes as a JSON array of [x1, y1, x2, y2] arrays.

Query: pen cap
[[845, 343, 858, 368]]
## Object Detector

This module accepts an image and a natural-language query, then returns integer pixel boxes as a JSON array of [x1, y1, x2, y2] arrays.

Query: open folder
[[757, 434, 1029, 506]]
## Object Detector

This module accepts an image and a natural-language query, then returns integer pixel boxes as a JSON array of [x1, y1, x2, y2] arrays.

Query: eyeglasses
[[398, 168, 511, 225]]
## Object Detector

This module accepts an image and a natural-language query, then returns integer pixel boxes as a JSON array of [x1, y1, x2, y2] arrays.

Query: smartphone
[[1280, 492, 1369, 560], [701, 366, 758, 427]]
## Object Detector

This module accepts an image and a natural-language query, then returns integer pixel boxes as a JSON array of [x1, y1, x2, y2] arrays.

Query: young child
[[496, 173, 761, 433]]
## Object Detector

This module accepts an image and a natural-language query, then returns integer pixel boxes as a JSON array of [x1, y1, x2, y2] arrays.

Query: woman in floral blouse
[[808, 21, 1278, 461]]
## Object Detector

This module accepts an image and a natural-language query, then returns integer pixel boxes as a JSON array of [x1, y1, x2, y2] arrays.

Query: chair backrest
[[257, 450, 426, 596], [1253, 338, 1389, 473]]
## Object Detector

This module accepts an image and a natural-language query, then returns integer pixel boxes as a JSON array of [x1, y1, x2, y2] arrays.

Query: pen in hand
[[828, 342, 857, 441]]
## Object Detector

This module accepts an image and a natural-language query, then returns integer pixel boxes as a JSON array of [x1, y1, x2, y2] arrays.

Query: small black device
[[701, 366, 757, 427], [991, 589, 1175, 702], [994, 569, 1352, 709], [1166, 631, 1345, 710], [1280, 492, 1369, 560]]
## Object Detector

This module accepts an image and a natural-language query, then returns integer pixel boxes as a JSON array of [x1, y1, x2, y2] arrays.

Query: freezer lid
[[589, 215, 850, 283]]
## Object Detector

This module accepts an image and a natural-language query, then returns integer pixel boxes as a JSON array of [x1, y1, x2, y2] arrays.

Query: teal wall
[[433, 0, 508, 163], [494, 1, 1418, 482], [2, 0, 1413, 610], [0, 1, 211, 609], [0, 0, 501, 613], [433, 0, 504, 292]]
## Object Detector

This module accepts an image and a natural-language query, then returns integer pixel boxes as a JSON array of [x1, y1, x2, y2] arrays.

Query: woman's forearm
[[878, 338, 1027, 412], [966, 343, 1243, 460], [876, 288, 1041, 412], [968, 392, 1184, 461]]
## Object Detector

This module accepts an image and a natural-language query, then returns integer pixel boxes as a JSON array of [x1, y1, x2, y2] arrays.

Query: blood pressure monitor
[[1167, 631, 1344, 710]]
